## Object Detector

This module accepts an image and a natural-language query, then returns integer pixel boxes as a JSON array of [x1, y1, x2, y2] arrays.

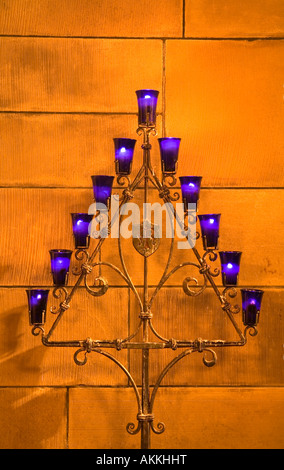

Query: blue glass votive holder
[[114, 138, 136, 175], [198, 214, 221, 250], [91, 175, 114, 210], [26, 289, 49, 325], [219, 251, 242, 286], [71, 213, 93, 249], [179, 176, 202, 211], [158, 137, 181, 174], [135, 89, 159, 127], [241, 289, 264, 326]]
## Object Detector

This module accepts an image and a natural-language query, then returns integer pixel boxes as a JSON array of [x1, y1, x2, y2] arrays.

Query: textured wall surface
[[0, 0, 283, 449]]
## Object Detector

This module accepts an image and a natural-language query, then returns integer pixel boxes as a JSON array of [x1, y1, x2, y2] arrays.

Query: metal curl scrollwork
[[84, 275, 109, 297], [72, 249, 90, 276], [89, 260, 142, 308], [221, 287, 240, 314], [182, 275, 207, 297], [168, 189, 180, 202], [117, 174, 131, 188], [162, 174, 177, 187], [136, 126, 157, 138], [127, 415, 161, 437], [75, 248, 90, 262], [50, 287, 69, 314], [184, 212, 200, 242], [150, 420, 165, 435], [73, 337, 93, 365], [159, 184, 180, 202], [193, 338, 218, 367], [116, 176, 135, 201], [160, 174, 180, 202], [31, 325, 45, 337], [151, 261, 206, 307], [244, 325, 258, 338], [201, 250, 220, 278], [74, 347, 89, 366], [160, 175, 180, 202], [128, 413, 165, 437], [201, 348, 217, 367], [150, 128, 158, 138], [126, 421, 141, 435]]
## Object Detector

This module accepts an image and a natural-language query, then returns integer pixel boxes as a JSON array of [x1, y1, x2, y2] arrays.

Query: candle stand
[[27, 90, 264, 450]]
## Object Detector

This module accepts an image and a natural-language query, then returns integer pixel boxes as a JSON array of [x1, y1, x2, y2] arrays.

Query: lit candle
[[241, 289, 264, 326], [113, 138, 136, 175], [219, 251, 242, 286], [49, 249, 73, 286], [179, 176, 202, 210], [135, 89, 159, 127], [198, 214, 221, 250], [91, 175, 114, 209], [71, 213, 93, 249], [26, 289, 49, 325], [158, 137, 181, 174]]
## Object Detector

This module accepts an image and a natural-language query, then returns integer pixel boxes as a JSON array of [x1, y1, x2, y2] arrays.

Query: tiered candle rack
[[27, 89, 264, 450]]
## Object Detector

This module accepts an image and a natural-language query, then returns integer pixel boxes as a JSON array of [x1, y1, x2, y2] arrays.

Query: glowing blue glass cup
[[198, 214, 221, 250], [71, 213, 93, 249], [26, 289, 49, 325], [219, 251, 242, 286], [136, 89, 159, 127], [179, 176, 202, 211], [91, 175, 114, 210], [114, 138, 136, 175], [49, 249, 73, 286], [241, 289, 264, 326], [158, 137, 181, 174]]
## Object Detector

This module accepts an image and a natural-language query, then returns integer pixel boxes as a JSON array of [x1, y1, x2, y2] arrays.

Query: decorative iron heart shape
[[132, 222, 160, 257]]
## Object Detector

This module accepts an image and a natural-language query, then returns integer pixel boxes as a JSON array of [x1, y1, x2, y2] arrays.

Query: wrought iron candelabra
[[27, 89, 264, 449]]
